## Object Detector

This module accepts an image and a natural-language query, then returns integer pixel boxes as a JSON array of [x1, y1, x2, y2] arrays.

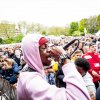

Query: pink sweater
[[17, 63, 90, 100]]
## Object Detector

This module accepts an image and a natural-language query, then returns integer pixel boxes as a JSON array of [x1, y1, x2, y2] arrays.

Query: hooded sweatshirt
[[17, 34, 90, 100]]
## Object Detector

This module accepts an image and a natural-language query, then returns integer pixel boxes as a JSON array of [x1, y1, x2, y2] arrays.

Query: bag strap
[[21, 66, 36, 72]]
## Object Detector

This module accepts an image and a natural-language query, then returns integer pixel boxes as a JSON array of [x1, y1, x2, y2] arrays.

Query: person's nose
[[47, 46, 52, 54]]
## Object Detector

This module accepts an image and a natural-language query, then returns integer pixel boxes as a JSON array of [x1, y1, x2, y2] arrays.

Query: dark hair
[[98, 38, 100, 42], [0, 48, 2, 52], [89, 42, 96, 47], [74, 58, 90, 72], [96, 86, 100, 100]]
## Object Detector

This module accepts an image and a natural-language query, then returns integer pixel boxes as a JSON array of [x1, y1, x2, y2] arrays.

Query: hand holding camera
[[50, 46, 69, 66]]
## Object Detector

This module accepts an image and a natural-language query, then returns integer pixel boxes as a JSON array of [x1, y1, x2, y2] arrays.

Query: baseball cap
[[39, 37, 48, 46]]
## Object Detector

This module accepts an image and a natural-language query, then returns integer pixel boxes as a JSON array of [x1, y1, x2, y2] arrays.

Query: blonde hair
[[71, 50, 83, 61], [3, 58, 14, 69], [74, 50, 82, 55]]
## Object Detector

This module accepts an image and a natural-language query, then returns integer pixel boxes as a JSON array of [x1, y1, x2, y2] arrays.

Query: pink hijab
[[21, 33, 46, 77]]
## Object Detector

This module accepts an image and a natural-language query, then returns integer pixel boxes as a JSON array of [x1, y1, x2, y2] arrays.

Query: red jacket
[[82, 52, 100, 82]]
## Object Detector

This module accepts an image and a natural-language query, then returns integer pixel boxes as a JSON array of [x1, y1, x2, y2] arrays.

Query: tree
[[0, 38, 2, 44], [13, 33, 24, 43], [69, 22, 79, 35], [47, 27, 67, 36], [86, 16, 98, 34], [2, 38, 14, 44], [18, 21, 28, 35], [79, 19, 87, 32], [18, 21, 44, 34], [41, 30, 46, 35], [96, 15, 100, 30]]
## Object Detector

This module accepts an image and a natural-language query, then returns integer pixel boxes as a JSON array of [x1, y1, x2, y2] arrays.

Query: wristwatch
[[59, 54, 70, 66]]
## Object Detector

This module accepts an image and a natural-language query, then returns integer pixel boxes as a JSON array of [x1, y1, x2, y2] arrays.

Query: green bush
[[13, 34, 24, 43], [0, 38, 3, 44], [2, 38, 14, 44], [2, 33, 24, 44]]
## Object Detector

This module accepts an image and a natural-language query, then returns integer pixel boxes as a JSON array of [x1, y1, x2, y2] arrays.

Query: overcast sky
[[0, 0, 100, 27]]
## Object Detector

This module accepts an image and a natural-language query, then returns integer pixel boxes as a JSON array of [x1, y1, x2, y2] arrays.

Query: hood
[[21, 33, 45, 76]]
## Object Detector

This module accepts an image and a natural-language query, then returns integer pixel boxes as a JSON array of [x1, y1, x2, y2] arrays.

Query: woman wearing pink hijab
[[17, 33, 90, 100]]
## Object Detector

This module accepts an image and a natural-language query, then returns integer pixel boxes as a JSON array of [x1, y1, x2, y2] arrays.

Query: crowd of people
[[0, 33, 100, 100]]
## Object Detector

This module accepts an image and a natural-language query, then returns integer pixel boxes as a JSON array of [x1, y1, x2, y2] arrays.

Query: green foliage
[[13, 34, 24, 43], [72, 31, 84, 36], [80, 32, 85, 36], [79, 19, 87, 32], [0, 14, 100, 38], [96, 15, 100, 30], [42, 30, 46, 35], [86, 16, 98, 34], [0, 38, 3, 44], [69, 22, 79, 35], [47, 27, 67, 36], [2, 34, 24, 44], [64, 28, 70, 36], [2, 38, 14, 44], [72, 31, 78, 36]]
